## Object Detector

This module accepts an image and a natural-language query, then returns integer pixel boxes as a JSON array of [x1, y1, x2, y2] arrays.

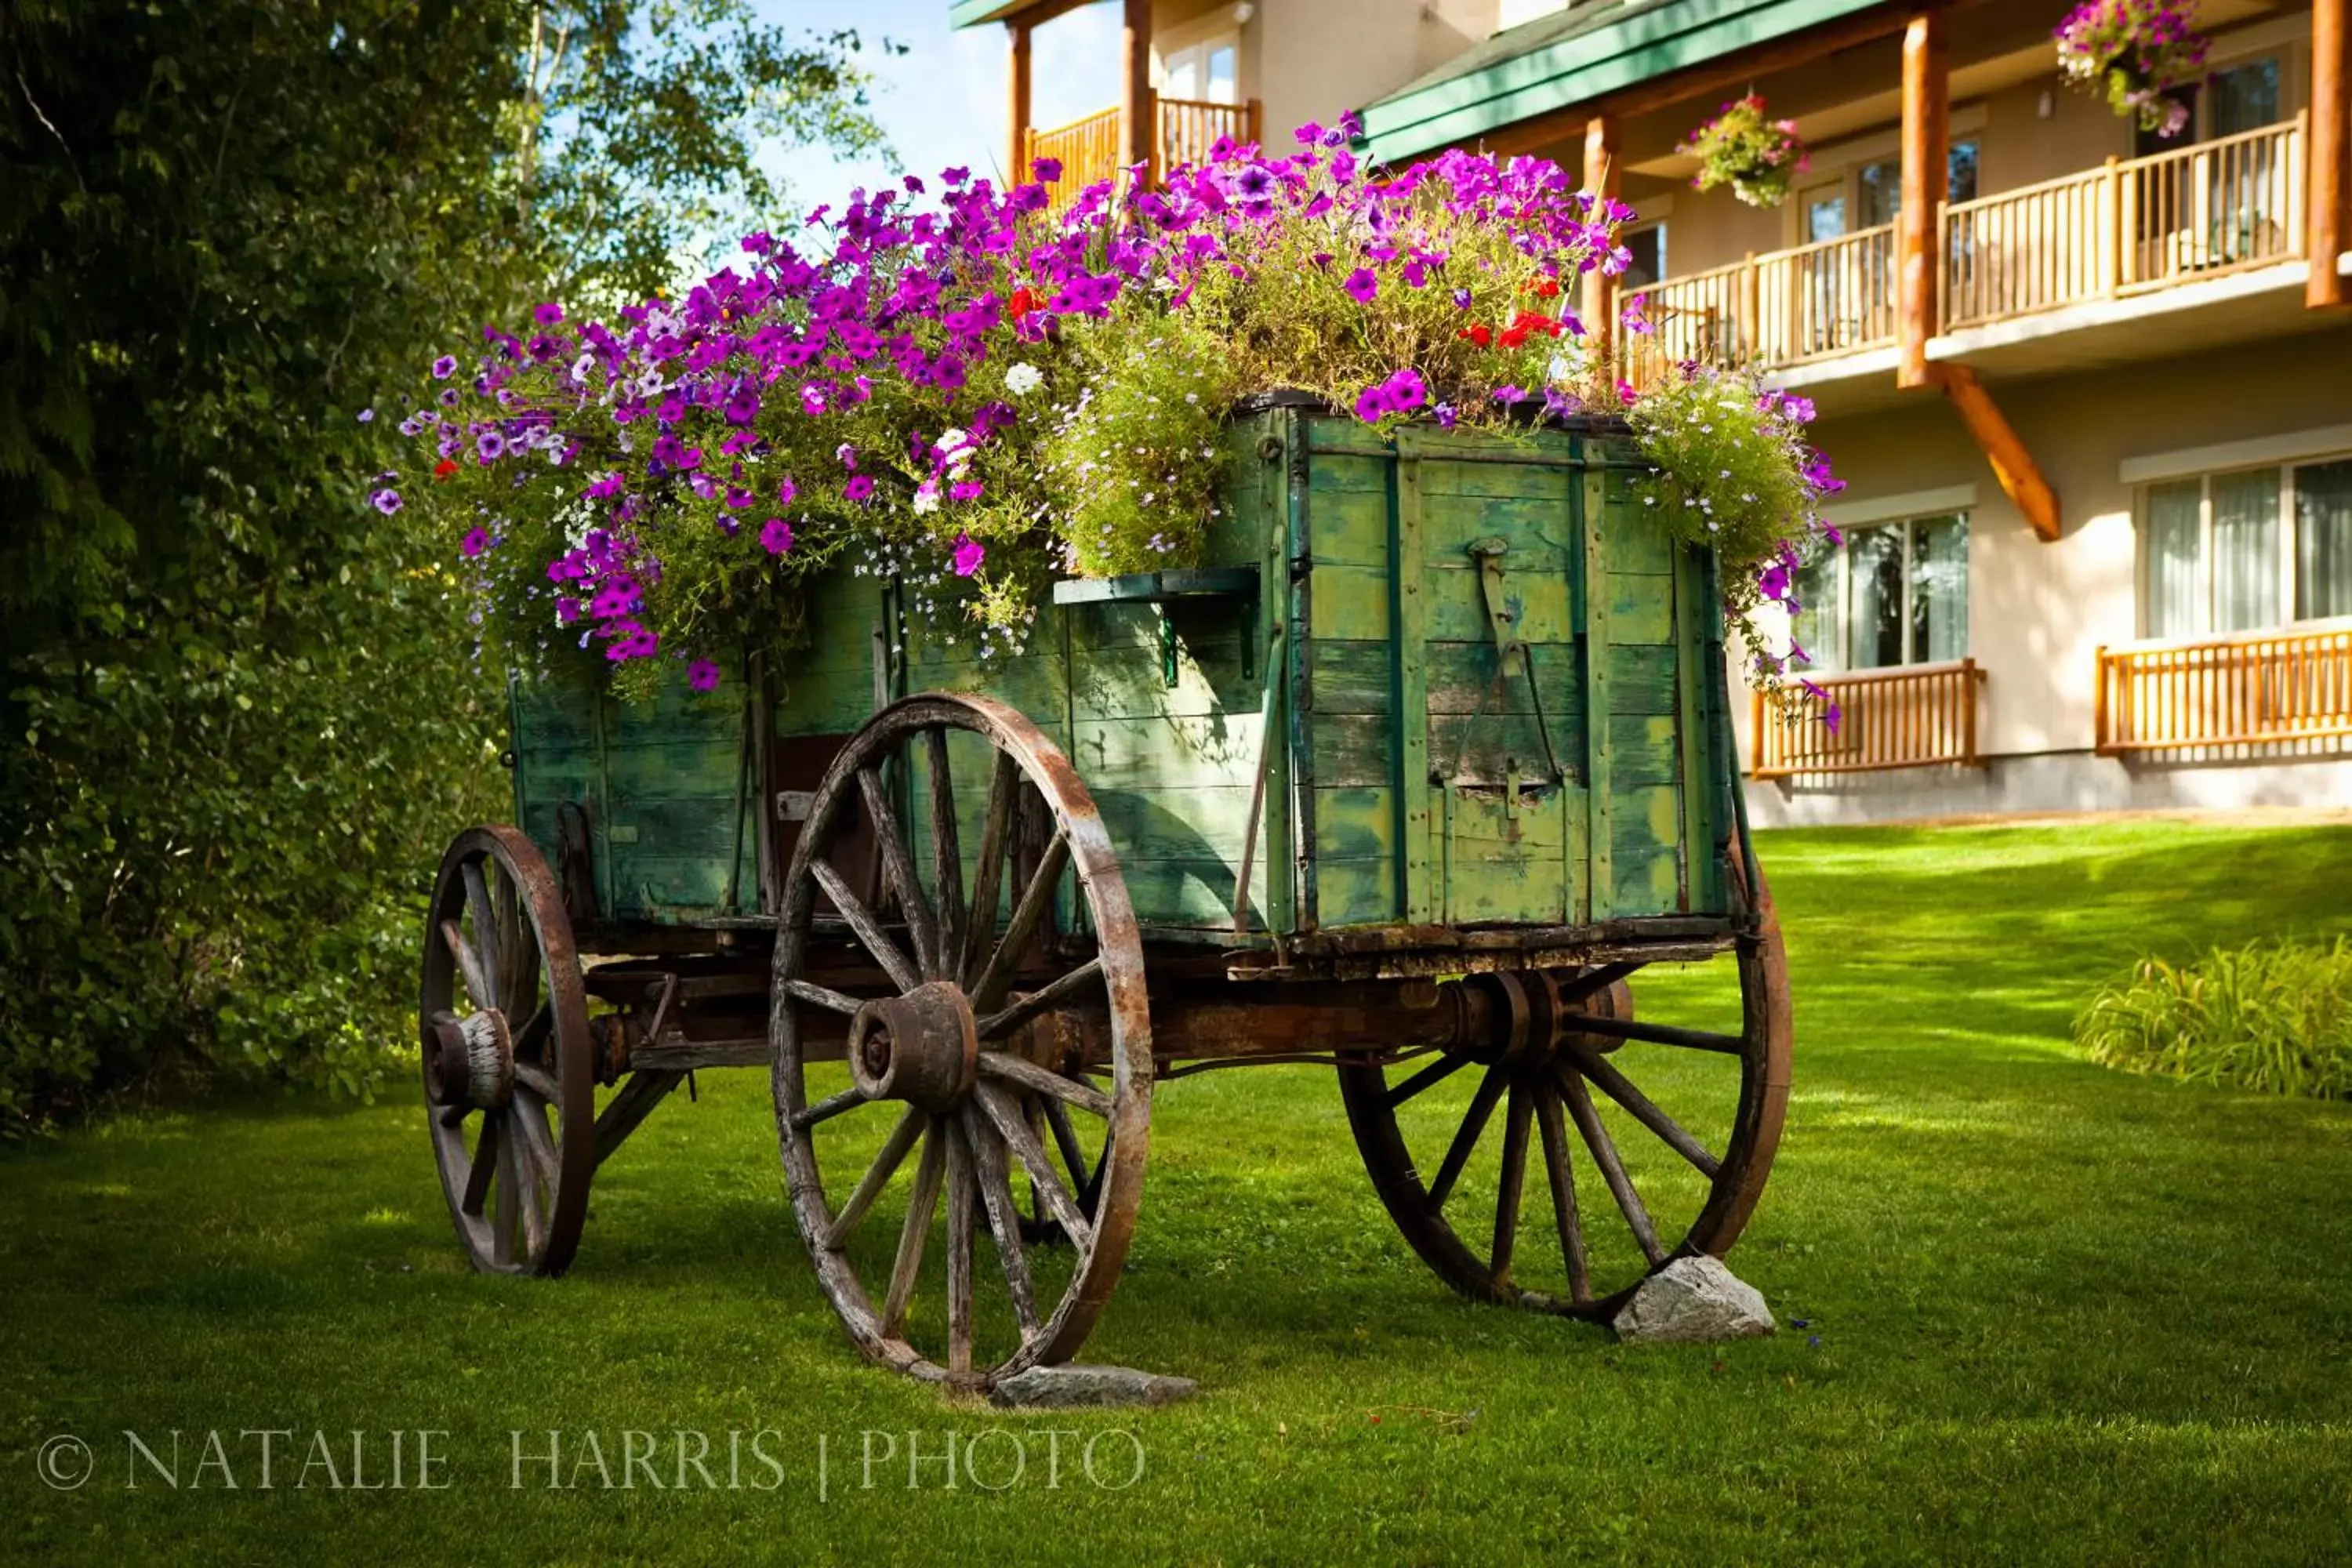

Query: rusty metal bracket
[[1451, 538, 1569, 796]]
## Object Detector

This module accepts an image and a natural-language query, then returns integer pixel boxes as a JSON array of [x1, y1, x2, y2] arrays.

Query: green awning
[[1357, 0, 1887, 163]]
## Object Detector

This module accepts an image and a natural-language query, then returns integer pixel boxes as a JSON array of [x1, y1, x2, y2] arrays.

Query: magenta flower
[[431, 355, 458, 379], [1352, 383, 1391, 423], [1032, 156, 1063, 183], [461, 527, 490, 557], [760, 517, 795, 554], [1381, 368, 1427, 413], [951, 533, 985, 577], [688, 659, 721, 691], [371, 488, 404, 514], [776, 476, 799, 506], [1342, 267, 1377, 303], [533, 302, 564, 325], [605, 622, 659, 662], [844, 474, 874, 504]]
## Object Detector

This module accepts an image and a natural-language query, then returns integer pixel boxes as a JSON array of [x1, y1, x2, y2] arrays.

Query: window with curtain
[[1791, 514, 1970, 671], [2140, 457, 2352, 636]]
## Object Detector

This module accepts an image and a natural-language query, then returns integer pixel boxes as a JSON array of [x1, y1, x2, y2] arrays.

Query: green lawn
[[7, 822, 2352, 1566]]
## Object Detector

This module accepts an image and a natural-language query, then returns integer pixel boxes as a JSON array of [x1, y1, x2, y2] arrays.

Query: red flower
[[434, 458, 459, 479], [1522, 277, 1562, 299], [1457, 322, 1493, 348], [1509, 309, 1565, 339], [1009, 287, 1036, 320], [1498, 325, 1530, 350]]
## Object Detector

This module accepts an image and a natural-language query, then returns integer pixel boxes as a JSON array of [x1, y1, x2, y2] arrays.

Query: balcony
[[1627, 114, 2321, 391], [2096, 622, 2352, 753], [1023, 96, 1264, 202], [1748, 659, 1986, 779]]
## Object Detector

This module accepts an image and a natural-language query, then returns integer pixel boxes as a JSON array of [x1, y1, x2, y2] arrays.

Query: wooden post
[[1898, 7, 1949, 388], [1740, 252, 1760, 362], [1007, 20, 1033, 184], [1120, 0, 1156, 186], [2310, 0, 2348, 307], [2100, 155, 2122, 296], [1935, 365, 2061, 542], [1583, 116, 1620, 367]]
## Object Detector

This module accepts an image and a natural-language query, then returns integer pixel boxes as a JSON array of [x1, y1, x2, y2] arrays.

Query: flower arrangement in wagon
[[1676, 94, 1810, 209], [2054, 0, 2209, 138], [373, 117, 1841, 701]]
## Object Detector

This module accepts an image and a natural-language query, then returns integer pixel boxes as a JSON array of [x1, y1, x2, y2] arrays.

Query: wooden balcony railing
[[1749, 659, 1984, 779], [1945, 113, 2307, 329], [2096, 622, 2352, 753], [1022, 97, 1265, 208], [1625, 223, 1896, 387]]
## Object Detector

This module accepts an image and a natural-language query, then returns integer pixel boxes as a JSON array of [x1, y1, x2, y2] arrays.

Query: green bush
[[2074, 935, 2352, 1099]]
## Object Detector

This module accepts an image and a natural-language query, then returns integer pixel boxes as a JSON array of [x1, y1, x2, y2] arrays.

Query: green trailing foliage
[[2075, 935, 2352, 1100], [0, 0, 891, 1136]]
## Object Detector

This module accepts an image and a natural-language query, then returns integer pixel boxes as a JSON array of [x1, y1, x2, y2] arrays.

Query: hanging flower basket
[[1677, 94, 1809, 209], [2054, 0, 2209, 138]]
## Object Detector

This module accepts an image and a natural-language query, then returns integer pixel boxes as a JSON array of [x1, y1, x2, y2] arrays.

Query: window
[[1621, 223, 1664, 289], [1162, 36, 1237, 104], [1792, 514, 1969, 672], [2143, 459, 2352, 637], [1836, 143, 1980, 231]]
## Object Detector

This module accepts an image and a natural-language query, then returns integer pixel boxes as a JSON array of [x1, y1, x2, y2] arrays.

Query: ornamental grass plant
[[2074, 935, 2352, 1099], [377, 121, 1840, 699]]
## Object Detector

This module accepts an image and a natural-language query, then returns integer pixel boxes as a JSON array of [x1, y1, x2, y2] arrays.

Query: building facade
[[955, 0, 2352, 822]]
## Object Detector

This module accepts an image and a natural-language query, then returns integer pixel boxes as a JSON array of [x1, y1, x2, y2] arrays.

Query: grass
[[5, 820, 2352, 1566], [2078, 935, 2352, 1100]]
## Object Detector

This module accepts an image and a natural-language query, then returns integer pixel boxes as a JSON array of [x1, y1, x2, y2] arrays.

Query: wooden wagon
[[418, 401, 1791, 1389]]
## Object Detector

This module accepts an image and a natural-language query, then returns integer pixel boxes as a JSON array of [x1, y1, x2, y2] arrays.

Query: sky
[[750, 0, 1127, 207]]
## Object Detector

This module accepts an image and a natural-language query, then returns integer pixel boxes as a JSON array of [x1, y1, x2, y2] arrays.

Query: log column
[[1898, 7, 1949, 388], [1007, 20, 1033, 183], [1120, 0, 1156, 185], [1583, 115, 1621, 368], [2311, 0, 2348, 308]]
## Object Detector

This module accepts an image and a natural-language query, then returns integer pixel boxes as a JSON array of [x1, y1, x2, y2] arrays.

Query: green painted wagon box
[[506, 407, 1737, 942]]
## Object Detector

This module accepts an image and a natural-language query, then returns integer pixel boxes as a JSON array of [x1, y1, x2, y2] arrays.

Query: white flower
[[913, 481, 941, 515], [1004, 362, 1044, 396]]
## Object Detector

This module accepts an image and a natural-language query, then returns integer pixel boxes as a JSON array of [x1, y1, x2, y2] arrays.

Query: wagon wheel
[[771, 693, 1152, 1389], [1337, 862, 1791, 1319], [419, 826, 597, 1276]]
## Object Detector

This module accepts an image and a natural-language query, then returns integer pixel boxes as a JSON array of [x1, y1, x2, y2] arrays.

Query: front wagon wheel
[[419, 826, 597, 1276], [1338, 863, 1791, 1319]]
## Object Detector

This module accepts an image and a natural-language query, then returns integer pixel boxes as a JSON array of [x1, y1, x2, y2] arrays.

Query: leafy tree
[[0, 0, 891, 1134]]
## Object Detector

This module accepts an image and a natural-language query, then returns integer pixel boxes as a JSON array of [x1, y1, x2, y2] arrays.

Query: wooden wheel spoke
[[512, 1058, 561, 1105], [920, 727, 965, 985], [1040, 1098, 1092, 1196], [960, 751, 1019, 989], [944, 1120, 977, 1376], [508, 1098, 558, 1240], [967, 826, 1070, 1014], [1428, 1062, 1508, 1210], [883, 1124, 947, 1335], [510, 1000, 553, 1062], [438, 1101, 472, 1130], [1534, 1082, 1592, 1305], [460, 861, 501, 1006], [783, 978, 864, 1016], [976, 957, 1104, 1041], [974, 1083, 1093, 1247], [1384, 1051, 1472, 1109], [858, 765, 940, 981], [1566, 1014, 1746, 1056], [441, 920, 495, 1014], [492, 1120, 522, 1266], [963, 1112, 1040, 1338], [461, 1115, 501, 1215], [1553, 961, 1643, 1009], [492, 862, 538, 1019], [791, 1083, 869, 1131], [822, 1108, 927, 1250], [1555, 1064, 1664, 1265], [1565, 1045, 1722, 1178], [1490, 1079, 1533, 1285], [977, 1050, 1112, 1118], [809, 858, 922, 994]]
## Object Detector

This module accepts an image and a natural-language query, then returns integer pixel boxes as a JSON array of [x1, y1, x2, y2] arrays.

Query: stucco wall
[[1240, 0, 1504, 142]]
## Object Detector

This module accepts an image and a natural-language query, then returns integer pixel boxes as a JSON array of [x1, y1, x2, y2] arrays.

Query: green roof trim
[[947, 1, 1022, 28], [1358, 0, 1888, 162]]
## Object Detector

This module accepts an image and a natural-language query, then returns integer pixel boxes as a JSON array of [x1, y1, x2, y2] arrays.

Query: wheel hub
[[848, 982, 978, 1109], [427, 1010, 514, 1109]]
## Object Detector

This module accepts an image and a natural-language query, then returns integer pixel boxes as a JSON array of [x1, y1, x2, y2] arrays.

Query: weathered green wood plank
[[1581, 464, 1613, 920], [1392, 448, 1433, 923]]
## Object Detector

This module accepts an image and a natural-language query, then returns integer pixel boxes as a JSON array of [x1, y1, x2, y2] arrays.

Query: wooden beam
[[1480, 5, 1922, 160], [1933, 365, 2060, 543], [1898, 9, 1948, 387], [2312, 0, 2349, 308], [1007, 20, 1033, 183], [1120, 0, 1155, 183], [1583, 116, 1620, 367]]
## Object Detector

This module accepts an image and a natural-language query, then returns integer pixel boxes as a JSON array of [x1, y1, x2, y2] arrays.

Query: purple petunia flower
[[1032, 156, 1063, 183], [476, 430, 506, 461], [776, 476, 799, 506], [1381, 368, 1427, 413], [432, 355, 459, 380], [843, 474, 874, 504], [371, 488, 403, 514], [461, 527, 489, 557], [534, 302, 564, 326], [1352, 383, 1391, 423], [358, 408, 374, 423], [688, 659, 721, 691], [760, 517, 794, 554], [951, 533, 985, 577], [1342, 267, 1378, 303]]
